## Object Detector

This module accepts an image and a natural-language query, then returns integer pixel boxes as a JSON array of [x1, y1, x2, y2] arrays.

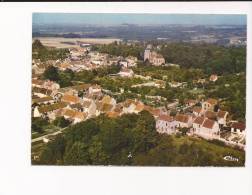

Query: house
[[101, 95, 116, 107], [57, 84, 91, 97], [118, 68, 134, 77], [122, 99, 137, 114], [32, 79, 44, 88], [134, 102, 145, 113], [150, 109, 162, 119], [125, 56, 137, 67], [184, 99, 197, 107], [33, 102, 67, 119], [69, 103, 83, 112], [43, 80, 60, 91], [32, 79, 60, 91], [231, 122, 246, 136], [32, 96, 54, 106], [199, 118, 220, 139], [209, 74, 218, 82], [106, 111, 120, 118], [197, 78, 206, 84], [144, 45, 165, 66], [32, 87, 52, 98], [175, 114, 193, 128], [61, 94, 80, 105], [217, 110, 228, 127], [100, 103, 114, 113], [63, 109, 87, 124], [169, 81, 182, 88], [88, 85, 102, 95], [59, 63, 71, 71], [118, 60, 128, 68], [192, 116, 205, 134], [156, 115, 177, 135], [193, 106, 203, 117], [204, 110, 217, 120], [83, 100, 97, 117], [202, 98, 218, 112]]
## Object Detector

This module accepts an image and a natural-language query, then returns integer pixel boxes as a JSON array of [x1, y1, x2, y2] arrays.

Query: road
[[31, 127, 67, 143]]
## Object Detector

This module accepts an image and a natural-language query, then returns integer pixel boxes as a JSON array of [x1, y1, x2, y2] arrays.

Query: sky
[[33, 13, 247, 26]]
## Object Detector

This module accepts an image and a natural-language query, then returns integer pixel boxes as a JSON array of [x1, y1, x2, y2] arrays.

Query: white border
[[0, 2, 251, 195]]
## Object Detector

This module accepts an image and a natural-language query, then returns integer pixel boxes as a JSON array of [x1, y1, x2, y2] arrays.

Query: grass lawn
[[171, 135, 245, 166]]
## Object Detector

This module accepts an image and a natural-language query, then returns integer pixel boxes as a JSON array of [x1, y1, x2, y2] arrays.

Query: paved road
[[32, 128, 66, 143]]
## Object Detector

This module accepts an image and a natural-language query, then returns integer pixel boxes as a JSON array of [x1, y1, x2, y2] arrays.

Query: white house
[[118, 68, 134, 77], [88, 85, 102, 95], [175, 114, 193, 128], [217, 110, 229, 126], [192, 106, 203, 117], [122, 99, 137, 114], [156, 115, 177, 135], [202, 98, 218, 112], [231, 122, 246, 136], [118, 60, 129, 68], [125, 56, 137, 67], [197, 118, 220, 139], [82, 100, 97, 117], [192, 116, 205, 134]]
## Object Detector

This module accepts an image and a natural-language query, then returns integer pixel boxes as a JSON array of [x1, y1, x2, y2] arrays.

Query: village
[[32, 41, 246, 157]]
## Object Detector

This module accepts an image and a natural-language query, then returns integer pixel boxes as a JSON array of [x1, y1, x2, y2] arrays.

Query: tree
[[43, 66, 60, 82], [53, 117, 71, 128], [179, 127, 189, 136], [64, 142, 89, 165], [32, 117, 49, 133], [39, 135, 66, 165], [32, 39, 45, 51], [88, 136, 109, 165]]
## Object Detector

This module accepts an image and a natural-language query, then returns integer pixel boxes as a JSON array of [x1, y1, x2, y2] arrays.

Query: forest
[[93, 42, 246, 75], [34, 111, 245, 166]]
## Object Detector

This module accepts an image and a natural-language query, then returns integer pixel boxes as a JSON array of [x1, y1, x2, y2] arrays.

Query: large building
[[144, 45, 165, 66]]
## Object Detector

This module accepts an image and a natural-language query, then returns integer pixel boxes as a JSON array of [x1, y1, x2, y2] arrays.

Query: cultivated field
[[33, 37, 122, 48]]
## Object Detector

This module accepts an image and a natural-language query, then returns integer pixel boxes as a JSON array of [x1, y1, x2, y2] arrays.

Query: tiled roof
[[69, 103, 83, 110], [106, 111, 120, 118], [32, 87, 52, 96], [151, 109, 161, 117], [206, 98, 218, 105], [185, 99, 197, 105], [231, 122, 245, 131], [158, 115, 174, 122], [193, 116, 205, 125], [202, 119, 215, 129], [63, 109, 87, 120], [101, 103, 113, 113], [193, 106, 202, 113], [95, 101, 103, 110], [123, 99, 136, 107], [205, 111, 217, 120], [83, 101, 92, 108], [217, 110, 228, 118], [32, 96, 53, 104], [38, 102, 67, 113], [175, 114, 190, 123], [101, 95, 113, 105], [61, 94, 80, 104], [71, 84, 91, 91], [135, 102, 145, 112], [32, 79, 44, 86]]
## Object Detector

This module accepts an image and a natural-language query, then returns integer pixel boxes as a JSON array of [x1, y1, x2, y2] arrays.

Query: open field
[[33, 37, 122, 48]]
